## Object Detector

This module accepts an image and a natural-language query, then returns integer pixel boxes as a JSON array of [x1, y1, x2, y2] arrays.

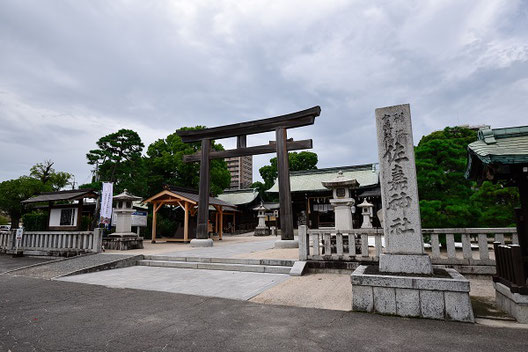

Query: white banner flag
[[99, 182, 114, 225]]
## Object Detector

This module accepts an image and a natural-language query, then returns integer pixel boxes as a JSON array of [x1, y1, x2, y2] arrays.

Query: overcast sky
[[1, 0, 527, 186]]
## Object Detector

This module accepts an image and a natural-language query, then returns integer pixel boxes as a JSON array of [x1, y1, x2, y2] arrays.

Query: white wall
[[49, 208, 78, 227]]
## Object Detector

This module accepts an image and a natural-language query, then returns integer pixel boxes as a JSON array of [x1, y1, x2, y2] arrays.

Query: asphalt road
[[0, 255, 51, 274], [1, 275, 527, 352]]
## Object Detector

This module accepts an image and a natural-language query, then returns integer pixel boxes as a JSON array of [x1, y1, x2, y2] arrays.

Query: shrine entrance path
[[104, 233, 299, 260]]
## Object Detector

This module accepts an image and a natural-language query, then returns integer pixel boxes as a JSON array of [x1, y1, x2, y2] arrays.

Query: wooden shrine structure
[[143, 186, 236, 243], [177, 106, 321, 245]]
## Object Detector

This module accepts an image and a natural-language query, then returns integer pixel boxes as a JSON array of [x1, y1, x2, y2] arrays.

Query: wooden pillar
[[196, 139, 211, 239], [215, 211, 219, 233], [77, 199, 84, 230], [184, 202, 189, 243], [47, 201, 53, 230], [219, 207, 224, 240], [275, 127, 294, 240], [152, 202, 161, 243]]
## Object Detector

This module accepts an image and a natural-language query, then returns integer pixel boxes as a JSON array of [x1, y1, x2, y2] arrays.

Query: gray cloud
[[1, 0, 527, 184]]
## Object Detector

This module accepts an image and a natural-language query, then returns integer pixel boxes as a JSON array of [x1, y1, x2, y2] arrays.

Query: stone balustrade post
[[93, 228, 104, 253], [298, 225, 308, 260]]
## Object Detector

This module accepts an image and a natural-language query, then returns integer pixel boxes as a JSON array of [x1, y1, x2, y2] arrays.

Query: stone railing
[[299, 226, 518, 275], [0, 230, 13, 252], [0, 229, 103, 256]]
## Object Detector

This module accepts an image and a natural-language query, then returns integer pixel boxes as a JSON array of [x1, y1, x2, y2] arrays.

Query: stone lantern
[[253, 202, 270, 236], [322, 171, 359, 231], [112, 189, 142, 236], [357, 198, 374, 229]]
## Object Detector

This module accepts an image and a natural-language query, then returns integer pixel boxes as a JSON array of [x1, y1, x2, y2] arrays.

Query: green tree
[[415, 126, 519, 228], [30, 160, 72, 191], [470, 181, 519, 227], [86, 129, 147, 195], [0, 177, 48, 228], [258, 151, 318, 190], [145, 127, 231, 196], [0, 214, 9, 225]]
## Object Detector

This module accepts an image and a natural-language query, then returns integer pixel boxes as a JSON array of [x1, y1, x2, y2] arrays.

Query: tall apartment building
[[225, 156, 253, 189]]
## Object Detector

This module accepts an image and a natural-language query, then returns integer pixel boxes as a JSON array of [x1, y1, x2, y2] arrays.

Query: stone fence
[[299, 226, 518, 275], [0, 229, 103, 256]]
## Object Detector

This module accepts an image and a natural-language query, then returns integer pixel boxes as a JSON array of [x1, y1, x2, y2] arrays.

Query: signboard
[[111, 211, 147, 227], [99, 182, 114, 225], [132, 211, 148, 227], [15, 228, 23, 240]]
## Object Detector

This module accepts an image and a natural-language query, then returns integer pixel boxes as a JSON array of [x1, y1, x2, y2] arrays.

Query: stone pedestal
[[191, 238, 214, 247], [494, 282, 528, 323], [331, 199, 354, 231], [275, 239, 299, 248], [103, 234, 144, 250], [352, 266, 474, 322]]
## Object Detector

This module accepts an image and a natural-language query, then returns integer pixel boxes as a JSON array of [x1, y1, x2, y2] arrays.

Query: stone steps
[[138, 256, 295, 275]]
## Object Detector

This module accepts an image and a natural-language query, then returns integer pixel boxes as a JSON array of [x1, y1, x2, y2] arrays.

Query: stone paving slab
[[57, 266, 291, 300], [8, 253, 137, 279]]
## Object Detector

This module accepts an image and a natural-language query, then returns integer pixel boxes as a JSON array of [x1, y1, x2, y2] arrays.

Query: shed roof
[[467, 126, 528, 165], [217, 188, 259, 205], [143, 186, 235, 208], [22, 189, 98, 204], [466, 125, 528, 182], [267, 164, 379, 193]]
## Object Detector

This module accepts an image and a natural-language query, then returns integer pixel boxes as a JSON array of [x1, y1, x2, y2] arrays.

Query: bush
[[21, 211, 48, 231], [80, 216, 92, 231]]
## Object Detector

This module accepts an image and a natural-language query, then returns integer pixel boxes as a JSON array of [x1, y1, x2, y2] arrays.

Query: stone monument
[[351, 104, 474, 322], [322, 171, 359, 232], [253, 202, 271, 236], [103, 189, 144, 250]]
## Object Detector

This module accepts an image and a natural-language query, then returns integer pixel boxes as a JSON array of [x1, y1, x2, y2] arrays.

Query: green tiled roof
[[217, 188, 259, 205], [267, 164, 379, 193], [467, 126, 528, 165]]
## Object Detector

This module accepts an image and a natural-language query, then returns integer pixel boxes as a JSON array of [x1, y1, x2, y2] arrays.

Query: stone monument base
[[351, 265, 474, 322], [190, 238, 213, 247], [274, 239, 299, 248], [493, 282, 528, 323], [379, 253, 433, 275], [103, 233, 144, 251], [254, 227, 271, 236]]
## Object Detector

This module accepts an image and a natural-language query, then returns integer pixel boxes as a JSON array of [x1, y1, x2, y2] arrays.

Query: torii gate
[[177, 106, 321, 247]]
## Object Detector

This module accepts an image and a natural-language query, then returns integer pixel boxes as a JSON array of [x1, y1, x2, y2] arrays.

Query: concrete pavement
[[1, 275, 528, 352], [58, 266, 290, 300]]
